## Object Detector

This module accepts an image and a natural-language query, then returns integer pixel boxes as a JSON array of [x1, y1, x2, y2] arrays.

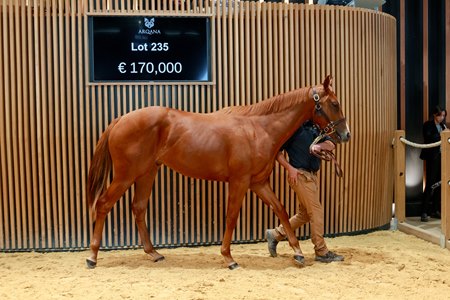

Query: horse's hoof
[[293, 254, 305, 266], [154, 256, 165, 263], [86, 258, 97, 269], [228, 262, 239, 270]]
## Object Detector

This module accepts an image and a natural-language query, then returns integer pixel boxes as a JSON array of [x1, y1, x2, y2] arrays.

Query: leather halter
[[312, 89, 347, 139], [309, 88, 344, 177]]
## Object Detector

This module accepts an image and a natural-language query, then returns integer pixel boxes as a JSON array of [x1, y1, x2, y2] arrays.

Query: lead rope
[[309, 134, 343, 178]]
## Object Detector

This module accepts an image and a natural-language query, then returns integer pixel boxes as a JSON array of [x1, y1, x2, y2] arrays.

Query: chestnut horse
[[86, 75, 350, 269]]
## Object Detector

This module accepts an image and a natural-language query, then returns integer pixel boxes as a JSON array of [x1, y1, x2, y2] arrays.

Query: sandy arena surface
[[0, 230, 449, 300]]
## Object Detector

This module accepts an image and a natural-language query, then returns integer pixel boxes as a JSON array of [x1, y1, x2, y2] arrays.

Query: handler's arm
[[276, 152, 300, 186]]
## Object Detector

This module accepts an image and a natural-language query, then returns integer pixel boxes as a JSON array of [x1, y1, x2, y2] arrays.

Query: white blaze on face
[[341, 121, 351, 142]]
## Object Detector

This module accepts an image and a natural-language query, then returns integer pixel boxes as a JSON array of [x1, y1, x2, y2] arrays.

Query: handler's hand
[[287, 166, 300, 186], [310, 144, 322, 155]]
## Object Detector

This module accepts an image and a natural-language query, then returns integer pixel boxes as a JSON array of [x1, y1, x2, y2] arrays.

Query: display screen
[[89, 16, 211, 82]]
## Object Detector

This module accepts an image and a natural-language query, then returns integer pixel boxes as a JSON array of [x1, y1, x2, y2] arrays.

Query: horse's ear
[[323, 75, 333, 93]]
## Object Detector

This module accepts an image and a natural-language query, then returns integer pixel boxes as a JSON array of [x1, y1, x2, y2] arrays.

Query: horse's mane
[[216, 87, 311, 116]]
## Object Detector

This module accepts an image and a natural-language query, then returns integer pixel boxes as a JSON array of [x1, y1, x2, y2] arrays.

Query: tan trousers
[[274, 169, 328, 256]]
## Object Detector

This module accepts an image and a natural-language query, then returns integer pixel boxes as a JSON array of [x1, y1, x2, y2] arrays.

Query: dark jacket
[[281, 121, 330, 172], [420, 120, 446, 160]]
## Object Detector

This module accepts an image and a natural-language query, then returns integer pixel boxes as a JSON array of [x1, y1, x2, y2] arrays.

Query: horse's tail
[[87, 118, 120, 222]]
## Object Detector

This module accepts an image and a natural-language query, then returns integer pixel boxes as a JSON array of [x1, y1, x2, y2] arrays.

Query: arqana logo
[[144, 17, 154, 29], [138, 17, 161, 35]]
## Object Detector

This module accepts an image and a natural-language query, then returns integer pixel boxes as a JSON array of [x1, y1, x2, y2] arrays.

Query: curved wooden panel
[[0, 0, 396, 251]]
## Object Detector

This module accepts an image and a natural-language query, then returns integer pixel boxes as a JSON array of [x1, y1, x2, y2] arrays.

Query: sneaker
[[265, 229, 279, 257], [315, 251, 344, 263], [421, 213, 430, 222]]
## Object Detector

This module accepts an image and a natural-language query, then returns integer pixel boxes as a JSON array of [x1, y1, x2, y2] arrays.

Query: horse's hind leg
[[132, 166, 164, 262], [221, 178, 250, 270], [86, 178, 132, 268]]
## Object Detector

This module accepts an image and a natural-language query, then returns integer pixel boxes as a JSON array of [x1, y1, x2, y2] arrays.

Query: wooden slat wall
[[0, 0, 397, 251]]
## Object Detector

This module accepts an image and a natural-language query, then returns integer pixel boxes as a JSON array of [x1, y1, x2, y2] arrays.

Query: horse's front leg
[[251, 181, 304, 265], [221, 179, 250, 270]]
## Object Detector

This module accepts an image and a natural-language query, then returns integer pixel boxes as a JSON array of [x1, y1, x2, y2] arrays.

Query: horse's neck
[[251, 86, 324, 148], [257, 100, 314, 147]]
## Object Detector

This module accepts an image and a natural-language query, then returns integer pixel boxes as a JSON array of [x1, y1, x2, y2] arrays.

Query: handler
[[266, 120, 344, 263]]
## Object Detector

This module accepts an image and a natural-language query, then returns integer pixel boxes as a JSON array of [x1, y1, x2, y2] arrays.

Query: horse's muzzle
[[335, 126, 351, 143], [340, 131, 351, 143], [339, 120, 351, 143]]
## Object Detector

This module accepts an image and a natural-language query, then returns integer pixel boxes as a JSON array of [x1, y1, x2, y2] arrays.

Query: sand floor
[[0, 230, 449, 300]]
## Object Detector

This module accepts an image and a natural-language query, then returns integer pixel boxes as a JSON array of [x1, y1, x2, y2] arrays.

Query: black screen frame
[[88, 15, 212, 83]]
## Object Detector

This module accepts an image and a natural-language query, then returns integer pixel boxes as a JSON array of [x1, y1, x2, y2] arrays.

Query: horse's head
[[311, 75, 351, 143]]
